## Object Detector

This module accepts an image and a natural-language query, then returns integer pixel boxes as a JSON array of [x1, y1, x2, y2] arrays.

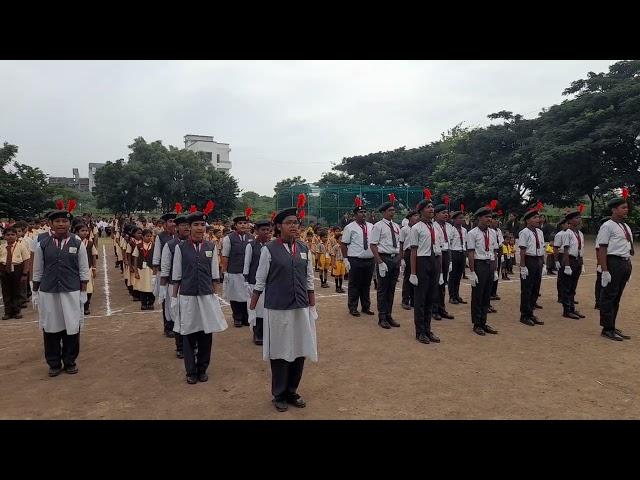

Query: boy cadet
[[153, 212, 176, 336], [466, 207, 499, 336], [518, 209, 546, 326], [171, 210, 227, 384], [32, 208, 90, 376], [489, 216, 505, 302], [432, 204, 455, 320], [407, 199, 441, 344], [594, 216, 610, 310], [596, 195, 634, 341], [369, 201, 402, 329], [559, 209, 586, 320], [399, 210, 419, 310], [222, 214, 252, 327], [1, 226, 31, 319], [448, 211, 468, 305], [553, 217, 569, 303], [243, 219, 272, 345]]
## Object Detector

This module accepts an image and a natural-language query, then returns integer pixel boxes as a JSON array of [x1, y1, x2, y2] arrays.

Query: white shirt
[[399, 225, 412, 251], [449, 224, 467, 251], [553, 229, 568, 248], [407, 221, 440, 257], [466, 227, 497, 261], [596, 219, 633, 259], [341, 221, 374, 259], [517, 227, 545, 257], [562, 228, 585, 258], [434, 221, 453, 251], [370, 219, 401, 254], [489, 228, 503, 260]]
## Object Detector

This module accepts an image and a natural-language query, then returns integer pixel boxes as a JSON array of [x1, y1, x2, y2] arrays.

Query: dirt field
[[0, 237, 638, 419]]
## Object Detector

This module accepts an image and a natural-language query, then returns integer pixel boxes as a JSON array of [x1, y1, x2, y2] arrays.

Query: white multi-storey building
[[88, 163, 106, 192], [184, 134, 232, 172]]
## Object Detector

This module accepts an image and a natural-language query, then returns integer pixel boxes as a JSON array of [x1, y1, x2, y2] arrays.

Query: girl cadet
[[222, 210, 252, 328], [171, 210, 227, 384], [132, 229, 156, 310], [243, 218, 272, 346], [32, 207, 90, 377], [249, 207, 318, 412], [75, 223, 96, 316]]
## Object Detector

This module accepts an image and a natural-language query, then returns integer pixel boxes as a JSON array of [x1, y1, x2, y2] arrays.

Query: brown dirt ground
[[0, 237, 638, 419]]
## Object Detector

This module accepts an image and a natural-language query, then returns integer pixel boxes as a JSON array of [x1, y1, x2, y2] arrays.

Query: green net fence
[[275, 184, 426, 226]]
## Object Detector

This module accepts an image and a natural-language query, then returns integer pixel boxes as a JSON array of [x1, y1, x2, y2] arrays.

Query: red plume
[[423, 188, 432, 201], [497, 209, 503, 216], [622, 187, 629, 199], [354, 196, 363, 207], [443, 194, 450, 206], [577, 203, 586, 214], [460, 203, 465, 213], [489, 199, 497, 210], [485, 203, 491, 209], [297, 193, 306, 209], [245, 207, 253, 218], [175, 202, 183, 214], [389, 192, 396, 203], [536, 200, 543, 211], [189, 204, 197, 213], [55, 199, 64, 210], [203, 200, 215, 216], [298, 209, 306, 220], [67, 199, 77, 214], [271, 211, 276, 223]]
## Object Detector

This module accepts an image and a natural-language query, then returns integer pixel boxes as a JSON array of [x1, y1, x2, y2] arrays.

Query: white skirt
[[247, 283, 264, 327], [38, 291, 83, 335], [263, 307, 318, 362], [223, 273, 249, 302], [173, 294, 228, 336]]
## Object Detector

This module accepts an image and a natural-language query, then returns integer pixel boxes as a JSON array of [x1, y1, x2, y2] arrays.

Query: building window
[[217, 154, 220, 163], [197, 151, 213, 162]]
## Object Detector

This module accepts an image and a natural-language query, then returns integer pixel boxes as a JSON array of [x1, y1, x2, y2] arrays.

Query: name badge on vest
[[205, 250, 213, 258], [300, 252, 307, 259], [142, 261, 148, 269], [68, 247, 78, 254]]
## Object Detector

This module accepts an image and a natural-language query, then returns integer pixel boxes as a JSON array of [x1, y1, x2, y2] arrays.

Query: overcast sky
[[0, 60, 615, 196]]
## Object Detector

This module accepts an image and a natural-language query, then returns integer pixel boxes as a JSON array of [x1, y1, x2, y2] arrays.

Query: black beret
[[405, 210, 418, 219], [564, 210, 581, 221], [607, 197, 627, 209], [450, 211, 463, 219], [174, 215, 189, 225], [48, 210, 73, 221], [273, 208, 298, 225], [416, 200, 433, 212], [187, 211, 208, 224], [378, 202, 394, 213], [474, 207, 492, 218], [434, 204, 447, 213], [233, 215, 249, 224], [522, 209, 540, 222], [254, 219, 272, 228], [160, 213, 177, 221], [556, 217, 567, 230], [353, 205, 367, 214]]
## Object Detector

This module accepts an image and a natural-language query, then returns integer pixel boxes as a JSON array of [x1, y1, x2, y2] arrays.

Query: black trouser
[[43, 330, 80, 369], [520, 255, 543, 317], [1, 264, 23, 316], [376, 253, 401, 320], [448, 250, 465, 301], [595, 271, 602, 307], [413, 255, 438, 336], [600, 256, 632, 331], [432, 251, 448, 314], [230, 301, 249, 324], [85, 293, 92, 311], [347, 257, 374, 312], [183, 331, 212, 376], [490, 252, 501, 296], [560, 256, 582, 313], [401, 249, 414, 306], [140, 292, 155, 307], [471, 260, 492, 326], [556, 257, 562, 301], [162, 300, 174, 333], [254, 317, 264, 340], [270, 357, 305, 401], [546, 253, 556, 273], [175, 333, 183, 353]]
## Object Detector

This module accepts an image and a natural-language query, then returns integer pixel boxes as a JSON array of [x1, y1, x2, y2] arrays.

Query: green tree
[[274, 176, 307, 193]]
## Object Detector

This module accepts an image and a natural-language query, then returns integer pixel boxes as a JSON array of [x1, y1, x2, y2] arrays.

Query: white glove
[[170, 296, 179, 309], [582, 265, 586, 274], [343, 258, 350, 272], [542, 265, 547, 275], [596, 265, 602, 273], [31, 291, 39, 310], [468, 271, 478, 287], [493, 271, 499, 281], [555, 261, 561, 270], [601, 271, 611, 288], [438, 273, 444, 285], [520, 267, 529, 280], [158, 284, 167, 300], [80, 291, 88, 305], [448, 262, 453, 273], [401, 259, 406, 269], [378, 262, 388, 278], [309, 305, 318, 321], [151, 275, 156, 284], [564, 266, 572, 275], [409, 274, 418, 286]]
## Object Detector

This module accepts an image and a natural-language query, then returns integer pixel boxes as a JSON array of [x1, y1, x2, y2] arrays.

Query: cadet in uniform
[[553, 217, 569, 303], [1, 226, 31, 320], [432, 205, 455, 320], [222, 214, 252, 327], [153, 212, 177, 335], [400, 210, 419, 310], [594, 216, 609, 310], [489, 215, 505, 302], [518, 209, 545, 326], [243, 219, 272, 345], [448, 211, 468, 305], [559, 209, 585, 319]]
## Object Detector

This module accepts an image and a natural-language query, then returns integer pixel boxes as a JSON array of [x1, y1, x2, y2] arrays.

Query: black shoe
[[176, 351, 184, 359], [426, 331, 440, 343], [165, 330, 175, 338], [490, 295, 500, 301], [520, 317, 535, 326], [84, 308, 90, 315], [242, 320, 250, 326], [504, 276, 511, 281], [594, 304, 600, 310], [441, 311, 454, 319], [14, 313, 23, 319], [487, 306, 497, 313], [449, 298, 459, 305], [234, 319, 243, 327], [416, 333, 430, 344], [186, 375, 198, 384], [548, 272, 556, 276], [337, 288, 346, 293], [601, 330, 622, 341], [274, 399, 289, 411], [531, 316, 544, 325], [48, 366, 63, 377], [378, 319, 391, 329], [457, 297, 467, 304], [349, 310, 361, 317], [198, 373, 208, 382], [361, 310, 375, 316], [64, 364, 78, 374], [563, 312, 581, 319], [401, 303, 412, 310], [534, 303, 543, 309], [432, 313, 442, 320], [574, 310, 586, 318], [574, 301, 579, 304], [321, 283, 330, 288], [2, 314, 11, 320], [473, 325, 486, 336], [614, 329, 631, 340], [483, 324, 498, 334], [387, 317, 400, 328], [287, 395, 306, 408]]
